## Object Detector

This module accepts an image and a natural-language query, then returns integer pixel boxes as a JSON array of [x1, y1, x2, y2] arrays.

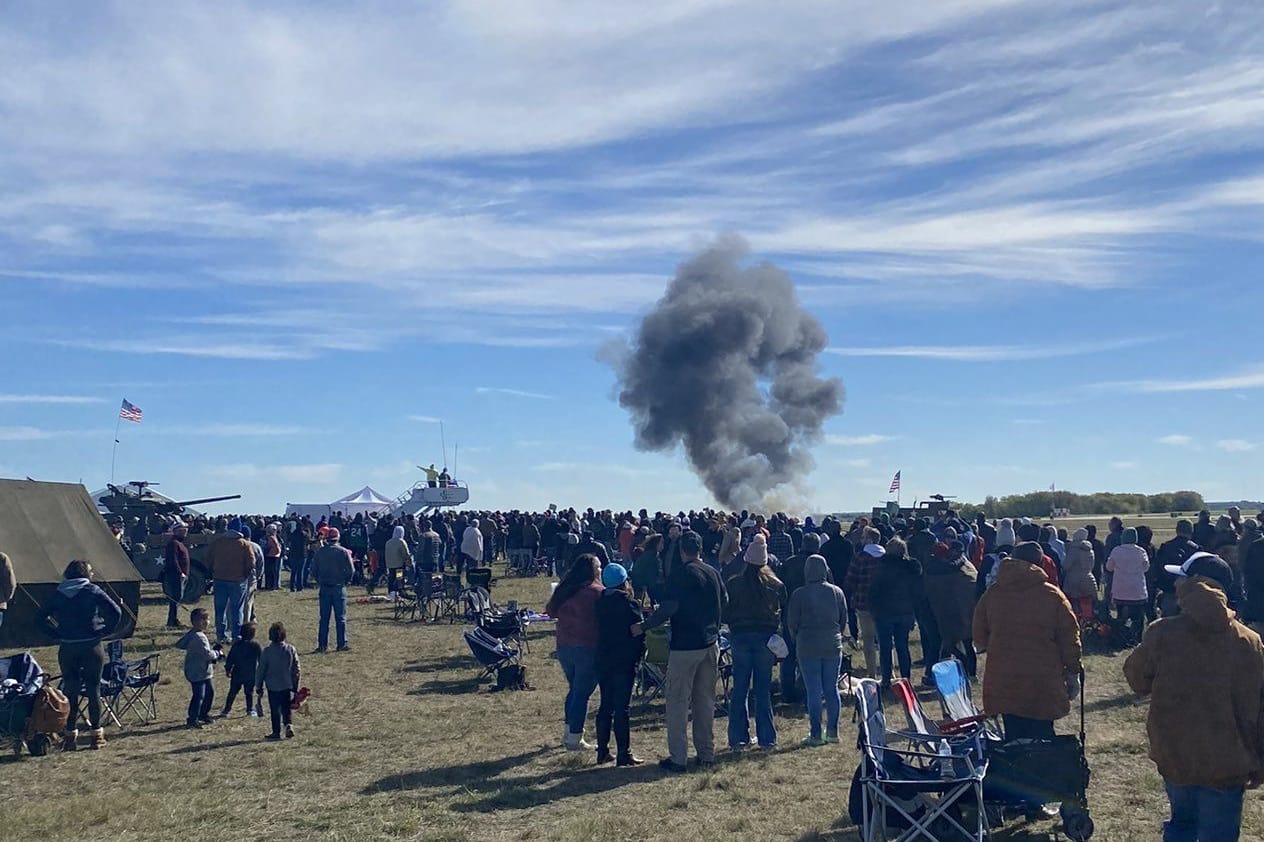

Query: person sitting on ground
[[256, 621, 301, 741], [36, 559, 123, 751], [787, 554, 848, 746], [973, 541, 1082, 740], [1125, 558, 1264, 841], [176, 608, 222, 729], [594, 562, 645, 767]]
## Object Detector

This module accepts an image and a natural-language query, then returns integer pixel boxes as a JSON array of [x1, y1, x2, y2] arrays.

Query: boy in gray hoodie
[[256, 621, 302, 740], [175, 608, 222, 727], [787, 555, 848, 745]]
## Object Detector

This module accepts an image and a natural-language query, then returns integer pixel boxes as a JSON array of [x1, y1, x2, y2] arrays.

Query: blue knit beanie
[[601, 563, 628, 589]]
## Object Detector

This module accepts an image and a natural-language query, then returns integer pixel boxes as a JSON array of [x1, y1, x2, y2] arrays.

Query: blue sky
[[2, 0, 1263, 514]]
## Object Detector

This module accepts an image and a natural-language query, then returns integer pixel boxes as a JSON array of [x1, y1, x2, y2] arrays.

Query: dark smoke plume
[[609, 236, 843, 509]]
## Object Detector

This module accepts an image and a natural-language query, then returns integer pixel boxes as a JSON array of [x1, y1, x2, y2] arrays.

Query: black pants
[[914, 596, 941, 673], [1003, 714, 1054, 740], [264, 557, 282, 590], [595, 666, 635, 758], [223, 672, 257, 713], [166, 597, 180, 627], [60, 642, 106, 731], [267, 689, 293, 735]]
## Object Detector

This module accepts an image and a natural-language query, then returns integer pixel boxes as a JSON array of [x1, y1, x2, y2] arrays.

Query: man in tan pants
[[638, 532, 727, 772]]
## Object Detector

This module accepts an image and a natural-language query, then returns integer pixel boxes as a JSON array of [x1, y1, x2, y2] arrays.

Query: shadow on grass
[[400, 654, 474, 674], [794, 810, 1059, 842], [1084, 693, 1142, 714], [101, 722, 201, 742], [364, 747, 551, 794], [407, 675, 486, 695], [167, 738, 257, 754]]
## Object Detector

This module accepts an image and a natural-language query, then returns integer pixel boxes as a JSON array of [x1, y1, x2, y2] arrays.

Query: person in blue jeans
[[788, 554, 848, 744], [1125, 564, 1264, 842], [546, 555, 603, 750], [867, 537, 921, 689], [723, 537, 787, 750], [175, 608, 222, 728], [310, 529, 354, 653]]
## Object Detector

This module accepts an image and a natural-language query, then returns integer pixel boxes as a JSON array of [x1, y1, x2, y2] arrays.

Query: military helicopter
[[96, 480, 241, 521]]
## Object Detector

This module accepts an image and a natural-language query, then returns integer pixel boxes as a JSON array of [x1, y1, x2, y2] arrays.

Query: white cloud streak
[[1217, 439, 1256, 453], [0, 394, 106, 404], [1156, 434, 1193, 446], [826, 434, 894, 446], [1099, 365, 1264, 393], [828, 337, 1155, 362], [475, 387, 553, 400]]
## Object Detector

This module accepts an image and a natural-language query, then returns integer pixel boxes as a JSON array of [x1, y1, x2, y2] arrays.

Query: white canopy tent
[[284, 486, 393, 521]]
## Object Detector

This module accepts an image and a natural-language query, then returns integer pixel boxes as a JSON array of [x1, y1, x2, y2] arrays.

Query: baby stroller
[[931, 659, 1093, 841], [0, 653, 68, 757]]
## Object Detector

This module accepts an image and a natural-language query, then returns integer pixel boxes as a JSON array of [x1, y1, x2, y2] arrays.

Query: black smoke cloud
[[609, 236, 843, 509]]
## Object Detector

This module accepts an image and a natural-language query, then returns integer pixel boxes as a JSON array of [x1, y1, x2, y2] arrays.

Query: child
[[175, 608, 222, 728], [255, 621, 301, 740], [221, 621, 263, 717]]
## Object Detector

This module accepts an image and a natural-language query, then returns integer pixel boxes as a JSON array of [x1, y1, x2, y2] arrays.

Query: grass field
[[6, 551, 1262, 841]]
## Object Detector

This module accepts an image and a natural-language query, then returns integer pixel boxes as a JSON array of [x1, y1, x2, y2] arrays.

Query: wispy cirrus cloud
[[0, 394, 106, 404], [47, 337, 312, 361], [1097, 365, 1264, 393], [408, 415, 443, 424], [475, 387, 553, 400], [828, 337, 1155, 361], [0, 427, 104, 441], [826, 434, 894, 446], [207, 463, 343, 484], [1156, 434, 1193, 446], [1217, 439, 1256, 453]]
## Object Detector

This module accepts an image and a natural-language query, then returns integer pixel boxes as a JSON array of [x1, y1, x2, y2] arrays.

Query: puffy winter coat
[[1107, 544, 1150, 602], [1061, 535, 1098, 599], [974, 559, 1081, 721], [924, 556, 977, 644], [868, 552, 922, 620], [1125, 578, 1264, 788]]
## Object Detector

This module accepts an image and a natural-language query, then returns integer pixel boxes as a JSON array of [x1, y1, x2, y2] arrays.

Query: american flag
[[118, 399, 143, 423], [889, 470, 901, 494]]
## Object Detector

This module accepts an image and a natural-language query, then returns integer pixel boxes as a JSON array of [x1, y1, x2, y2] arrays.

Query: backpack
[[493, 664, 530, 692], [28, 685, 70, 735]]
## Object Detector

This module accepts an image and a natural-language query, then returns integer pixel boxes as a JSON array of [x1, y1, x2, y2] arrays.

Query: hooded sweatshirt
[[924, 547, 977, 644], [1107, 529, 1150, 602], [974, 559, 1081, 721], [461, 522, 484, 560], [385, 525, 412, 570], [1061, 529, 1098, 599], [787, 555, 848, 660], [175, 627, 220, 682], [995, 519, 1017, 550], [1125, 578, 1264, 788], [36, 578, 124, 644], [867, 550, 922, 620]]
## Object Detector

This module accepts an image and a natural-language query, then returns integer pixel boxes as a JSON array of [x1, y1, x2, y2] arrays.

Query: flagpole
[[110, 413, 122, 485]]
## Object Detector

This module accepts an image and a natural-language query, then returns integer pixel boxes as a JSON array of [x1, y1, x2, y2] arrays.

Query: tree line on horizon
[[957, 490, 1206, 519]]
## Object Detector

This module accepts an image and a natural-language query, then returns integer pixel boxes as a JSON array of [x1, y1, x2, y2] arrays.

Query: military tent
[[0, 480, 142, 648]]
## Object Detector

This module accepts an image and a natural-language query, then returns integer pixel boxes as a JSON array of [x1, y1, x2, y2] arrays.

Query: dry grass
[[5, 558, 1262, 841]]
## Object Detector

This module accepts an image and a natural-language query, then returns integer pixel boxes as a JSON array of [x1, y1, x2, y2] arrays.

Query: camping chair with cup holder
[[464, 626, 521, 683], [392, 583, 421, 622], [479, 608, 529, 654], [634, 625, 671, 709], [850, 677, 990, 841], [435, 572, 465, 623]]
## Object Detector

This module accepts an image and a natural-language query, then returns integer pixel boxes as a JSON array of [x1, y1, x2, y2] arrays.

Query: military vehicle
[[96, 481, 241, 581], [871, 494, 957, 523], [96, 481, 241, 521]]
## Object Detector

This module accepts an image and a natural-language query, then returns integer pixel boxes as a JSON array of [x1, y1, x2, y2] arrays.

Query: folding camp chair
[[890, 679, 948, 753], [392, 584, 421, 622], [930, 659, 1002, 741], [100, 640, 160, 727], [853, 678, 989, 841], [716, 631, 733, 715], [634, 626, 670, 708], [463, 627, 520, 681], [480, 609, 529, 654]]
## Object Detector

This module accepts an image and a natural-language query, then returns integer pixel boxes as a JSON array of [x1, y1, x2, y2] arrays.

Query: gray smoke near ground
[[608, 235, 844, 510]]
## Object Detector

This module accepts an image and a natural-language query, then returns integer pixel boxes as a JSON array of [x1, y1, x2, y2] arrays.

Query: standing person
[[175, 607, 222, 729], [868, 537, 921, 690], [1061, 529, 1098, 624], [594, 562, 645, 766], [1125, 564, 1264, 841], [35, 560, 123, 751], [775, 532, 818, 704], [1192, 510, 1216, 551], [220, 621, 263, 717], [263, 524, 283, 591], [973, 542, 1082, 740], [205, 520, 255, 643], [787, 554, 848, 746], [1107, 527, 1150, 645], [544, 554, 603, 751], [924, 541, 979, 677], [383, 525, 412, 601], [288, 520, 309, 592], [0, 551, 13, 632], [1084, 524, 1106, 589], [256, 621, 302, 740], [164, 523, 191, 628], [640, 531, 728, 773], [723, 539, 786, 752], [310, 528, 353, 653], [630, 533, 664, 602], [1155, 520, 1203, 618], [460, 518, 484, 576], [820, 519, 858, 641], [1241, 525, 1264, 634], [844, 530, 884, 679]]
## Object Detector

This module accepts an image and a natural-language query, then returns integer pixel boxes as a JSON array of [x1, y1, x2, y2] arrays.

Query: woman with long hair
[[546, 554, 603, 751], [36, 560, 123, 751], [723, 537, 787, 751]]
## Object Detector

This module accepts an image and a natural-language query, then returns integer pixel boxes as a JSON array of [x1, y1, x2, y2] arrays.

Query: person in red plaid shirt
[[844, 527, 885, 679]]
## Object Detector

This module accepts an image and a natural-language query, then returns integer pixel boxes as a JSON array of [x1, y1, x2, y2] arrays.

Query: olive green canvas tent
[[0, 479, 141, 648]]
